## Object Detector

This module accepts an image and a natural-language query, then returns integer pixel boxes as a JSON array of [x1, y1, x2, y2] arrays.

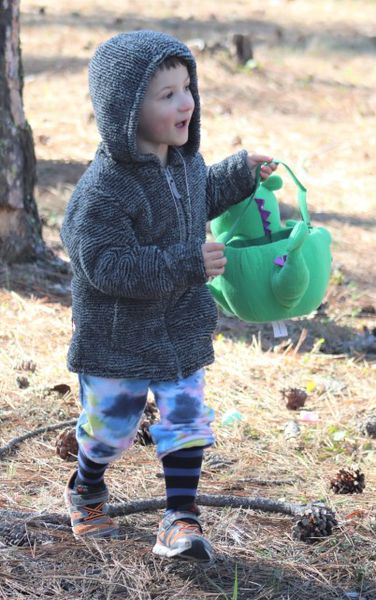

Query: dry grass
[[1, 0, 376, 598]]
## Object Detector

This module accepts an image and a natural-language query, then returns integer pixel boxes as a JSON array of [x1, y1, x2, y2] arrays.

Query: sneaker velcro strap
[[70, 488, 109, 507], [165, 511, 202, 530]]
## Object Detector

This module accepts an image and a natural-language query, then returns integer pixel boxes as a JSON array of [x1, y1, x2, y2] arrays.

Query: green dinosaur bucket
[[207, 161, 332, 323]]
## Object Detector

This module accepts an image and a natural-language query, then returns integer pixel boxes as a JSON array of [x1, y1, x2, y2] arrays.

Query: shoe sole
[[71, 527, 120, 541], [153, 539, 214, 562]]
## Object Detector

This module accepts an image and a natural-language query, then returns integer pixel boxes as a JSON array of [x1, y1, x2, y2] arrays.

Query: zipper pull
[[165, 167, 182, 200]]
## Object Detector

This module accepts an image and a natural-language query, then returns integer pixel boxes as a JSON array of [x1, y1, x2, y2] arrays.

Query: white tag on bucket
[[272, 320, 288, 338]]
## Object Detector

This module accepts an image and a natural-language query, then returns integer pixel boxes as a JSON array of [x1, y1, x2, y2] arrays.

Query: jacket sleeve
[[75, 208, 207, 300], [206, 149, 256, 221]]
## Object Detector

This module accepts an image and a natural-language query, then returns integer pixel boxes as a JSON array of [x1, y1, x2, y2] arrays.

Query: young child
[[60, 29, 276, 561]]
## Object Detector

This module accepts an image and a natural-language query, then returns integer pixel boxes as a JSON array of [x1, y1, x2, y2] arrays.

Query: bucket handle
[[222, 160, 310, 245]]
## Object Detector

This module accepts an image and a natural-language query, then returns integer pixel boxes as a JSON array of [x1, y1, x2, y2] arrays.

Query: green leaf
[[232, 564, 238, 600]]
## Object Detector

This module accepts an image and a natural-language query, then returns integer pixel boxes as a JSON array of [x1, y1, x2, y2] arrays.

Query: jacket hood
[[88, 30, 201, 163]]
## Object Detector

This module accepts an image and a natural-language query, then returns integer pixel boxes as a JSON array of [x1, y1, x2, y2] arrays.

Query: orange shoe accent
[[64, 470, 119, 539], [153, 509, 213, 561]]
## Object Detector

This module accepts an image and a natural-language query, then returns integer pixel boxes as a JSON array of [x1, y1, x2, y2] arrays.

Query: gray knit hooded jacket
[[61, 30, 256, 380]]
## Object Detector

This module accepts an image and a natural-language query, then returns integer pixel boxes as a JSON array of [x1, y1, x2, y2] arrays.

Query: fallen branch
[[236, 478, 297, 486], [0, 494, 304, 527], [0, 419, 77, 458], [110, 494, 303, 518], [0, 494, 337, 545]]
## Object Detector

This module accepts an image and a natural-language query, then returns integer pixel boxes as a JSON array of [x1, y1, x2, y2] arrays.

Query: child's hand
[[202, 242, 227, 278], [247, 154, 278, 180]]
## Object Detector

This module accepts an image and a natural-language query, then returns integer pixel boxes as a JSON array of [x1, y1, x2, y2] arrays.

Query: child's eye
[[164, 91, 173, 99], [185, 84, 191, 92]]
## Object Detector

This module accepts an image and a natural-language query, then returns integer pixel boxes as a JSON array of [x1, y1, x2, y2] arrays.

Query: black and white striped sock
[[75, 448, 108, 492], [162, 447, 204, 512]]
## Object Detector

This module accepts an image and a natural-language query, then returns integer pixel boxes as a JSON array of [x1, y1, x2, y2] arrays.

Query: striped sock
[[162, 447, 204, 512], [75, 448, 108, 492]]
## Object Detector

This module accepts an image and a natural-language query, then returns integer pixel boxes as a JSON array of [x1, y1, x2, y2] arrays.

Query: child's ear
[[261, 175, 283, 191]]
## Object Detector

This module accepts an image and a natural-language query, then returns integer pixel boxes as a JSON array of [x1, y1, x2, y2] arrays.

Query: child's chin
[[177, 127, 188, 139], [175, 132, 189, 145]]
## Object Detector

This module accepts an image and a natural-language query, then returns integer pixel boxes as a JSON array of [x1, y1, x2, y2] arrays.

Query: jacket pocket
[[110, 298, 169, 359], [169, 284, 218, 336]]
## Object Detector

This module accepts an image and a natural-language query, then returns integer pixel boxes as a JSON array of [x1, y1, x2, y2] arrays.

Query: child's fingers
[[261, 163, 276, 172], [207, 265, 225, 277], [202, 242, 226, 277], [206, 250, 225, 260], [210, 256, 227, 267], [254, 154, 274, 163], [206, 257, 227, 277], [203, 242, 225, 249], [260, 162, 277, 179]]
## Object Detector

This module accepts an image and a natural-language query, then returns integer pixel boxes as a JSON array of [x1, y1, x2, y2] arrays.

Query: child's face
[[136, 64, 195, 163]]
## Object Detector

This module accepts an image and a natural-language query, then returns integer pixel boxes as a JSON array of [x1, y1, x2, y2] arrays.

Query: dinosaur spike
[[255, 197, 272, 236], [260, 208, 271, 219], [274, 255, 287, 267], [260, 208, 272, 225]]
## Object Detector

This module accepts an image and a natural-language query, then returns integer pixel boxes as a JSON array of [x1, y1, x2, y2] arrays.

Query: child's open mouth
[[175, 119, 188, 129]]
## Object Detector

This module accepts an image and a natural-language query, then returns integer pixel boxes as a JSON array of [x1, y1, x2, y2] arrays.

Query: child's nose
[[179, 93, 194, 113]]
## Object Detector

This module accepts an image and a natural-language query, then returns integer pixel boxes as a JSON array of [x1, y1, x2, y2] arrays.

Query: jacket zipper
[[163, 166, 186, 377], [164, 166, 186, 243]]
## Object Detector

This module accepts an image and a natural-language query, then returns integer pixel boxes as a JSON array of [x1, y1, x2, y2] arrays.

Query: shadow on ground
[[23, 56, 88, 77], [2, 527, 375, 600], [216, 309, 376, 359], [311, 210, 376, 230], [22, 10, 376, 58], [1, 250, 375, 356], [193, 555, 376, 600], [0, 254, 72, 307], [37, 159, 88, 189]]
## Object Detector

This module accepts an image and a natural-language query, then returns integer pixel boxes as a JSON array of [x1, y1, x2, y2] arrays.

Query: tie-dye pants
[[76, 369, 215, 463]]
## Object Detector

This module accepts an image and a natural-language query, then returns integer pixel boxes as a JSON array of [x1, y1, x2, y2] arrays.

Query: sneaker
[[64, 470, 119, 539], [153, 507, 214, 562]]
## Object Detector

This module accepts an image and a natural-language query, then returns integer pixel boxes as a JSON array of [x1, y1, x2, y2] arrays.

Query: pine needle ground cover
[[1, 1, 375, 598]]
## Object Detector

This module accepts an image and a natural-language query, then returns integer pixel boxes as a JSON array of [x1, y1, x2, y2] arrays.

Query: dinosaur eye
[[262, 175, 283, 191]]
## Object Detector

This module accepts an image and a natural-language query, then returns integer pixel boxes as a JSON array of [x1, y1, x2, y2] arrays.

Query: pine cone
[[137, 420, 153, 445], [330, 467, 365, 494], [136, 419, 154, 446], [16, 359, 37, 373], [16, 376, 30, 389], [360, 415, 376, 439], [56, 428, 78, 461], [144, 399, 159, 422], [292, 502, 338, 543], [282, 387, 307, 410], [135, 401, 159, 446], [1, 523, 30, 547]]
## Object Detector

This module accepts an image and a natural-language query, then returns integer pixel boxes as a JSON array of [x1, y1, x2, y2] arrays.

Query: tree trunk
[[0, 0, 43, 263]]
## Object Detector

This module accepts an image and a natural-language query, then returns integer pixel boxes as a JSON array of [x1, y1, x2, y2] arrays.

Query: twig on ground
[[0, 493, 303, 530], [0, 419, 78, 458], [236, 478, 297, 486]]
